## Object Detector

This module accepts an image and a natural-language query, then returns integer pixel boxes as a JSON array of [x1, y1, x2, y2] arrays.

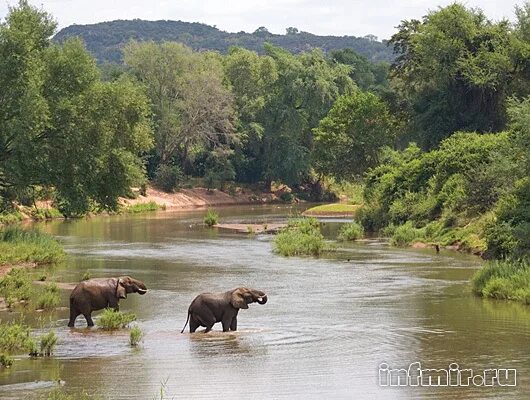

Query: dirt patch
[[214, 223, 286, 234], [121, 187, 278, 210]]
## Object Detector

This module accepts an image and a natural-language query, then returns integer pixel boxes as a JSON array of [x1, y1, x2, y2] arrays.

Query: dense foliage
[[53, 19, 394, 64]]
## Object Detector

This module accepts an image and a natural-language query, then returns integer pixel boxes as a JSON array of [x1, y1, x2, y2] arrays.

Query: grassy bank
[[0, 227, 65, 266], [123, 201, 165, 214], [303, 203, 361, 217], [472, 259, 530, 304]]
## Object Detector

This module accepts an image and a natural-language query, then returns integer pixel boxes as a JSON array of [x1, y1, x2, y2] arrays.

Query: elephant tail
[[180, 311, 190, 334]]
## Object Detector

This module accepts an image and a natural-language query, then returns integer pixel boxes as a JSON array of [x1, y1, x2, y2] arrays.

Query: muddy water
[[1, 205, 529, 399]]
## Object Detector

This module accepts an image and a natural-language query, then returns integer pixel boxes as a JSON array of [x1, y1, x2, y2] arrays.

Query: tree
[[389, 4, 526, 148], [124, 42, 238, 177], [313, 91, 394, 180]]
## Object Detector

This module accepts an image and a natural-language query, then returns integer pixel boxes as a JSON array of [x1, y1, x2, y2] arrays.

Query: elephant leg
[[189, 316, 201, 333], [221, 317, 232, 332], [68, 308, 80, 328], [196, 310, 216, 333], [230, 317, 237, 331], [84, 312, 94, 327]]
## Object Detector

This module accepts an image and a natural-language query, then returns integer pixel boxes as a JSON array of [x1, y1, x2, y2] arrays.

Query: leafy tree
[[313, 91, 394, 180]]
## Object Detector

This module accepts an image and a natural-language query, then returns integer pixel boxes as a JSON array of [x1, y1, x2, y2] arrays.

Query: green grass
[[304, 203, 361, 215], [40, 389, 94, 400], [97, 309, 137, 330], [328, 181, 364, 205], [0, 321, 37, 356], [39, 331, 58, 356], [0, 211, 24, 225], [0, 226, 65, 265], [129, 326, 143, 346], [123, 201, 164, 214], [274, 218, 325, 256], [472, 259, 530, 304], [0, 268, 32, 307], [337, 221, 364, 241], [390, 222, 425, 247], [29, 207, 63, 221], [203, 209, 219, 227], [36, 284, 60, 310]]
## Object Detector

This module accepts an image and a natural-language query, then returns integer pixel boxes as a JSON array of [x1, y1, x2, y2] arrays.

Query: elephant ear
[[116, 279, 127, 299], [230, 290, 249, 309]]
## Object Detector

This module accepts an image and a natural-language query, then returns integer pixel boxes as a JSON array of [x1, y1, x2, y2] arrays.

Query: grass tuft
[[97, 309, 137, 330], [129, 326, 143, 346], [274, 218, 325, 256], [203, 209, 219, 227]]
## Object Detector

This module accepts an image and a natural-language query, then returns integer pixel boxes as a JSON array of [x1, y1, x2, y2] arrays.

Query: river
[[0, 204, 528, 399]]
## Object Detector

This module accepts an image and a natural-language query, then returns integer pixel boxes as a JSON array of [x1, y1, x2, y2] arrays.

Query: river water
[[0, 205, 529, 399]]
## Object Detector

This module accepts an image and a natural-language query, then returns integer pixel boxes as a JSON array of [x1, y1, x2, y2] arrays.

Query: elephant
[[181, 287, 267, 333], [68, 276, 147, 327]]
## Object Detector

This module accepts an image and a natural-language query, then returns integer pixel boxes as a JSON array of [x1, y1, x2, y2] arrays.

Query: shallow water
[[1, 205, 529, 399]]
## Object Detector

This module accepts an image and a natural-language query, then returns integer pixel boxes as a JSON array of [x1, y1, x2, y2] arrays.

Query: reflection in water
[[0, 205, 529, 399]]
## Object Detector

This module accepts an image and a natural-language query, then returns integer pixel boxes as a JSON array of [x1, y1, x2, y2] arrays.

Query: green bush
[[0, 268, 32, 307], [39, 331, 58, 356], [0, 353, 13, 368], [129, 326, 143, 346], [279, 192, 294, 202], [0, 321, 37, 355], [0, 211, 24, 225], [337, 221, 364, 241], [0, 226, 65, 265], [30, 207, 62, 221], [154, 164, 183, 192], [274, 218, 325, 256], [97, 309, 137, 330], [82, 271, 92, 281], [390, 222, 425, 247], [36, 284, 60, 310], [472, 259, 530, 304], [203, 209, 219, 227], [124, 201, 162, 213]]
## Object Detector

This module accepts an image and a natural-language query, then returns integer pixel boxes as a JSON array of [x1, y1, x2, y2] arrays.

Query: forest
[[1, 1, 530, 298]]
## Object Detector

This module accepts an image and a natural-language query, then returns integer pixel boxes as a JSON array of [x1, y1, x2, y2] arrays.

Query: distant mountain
[[53, 19, 394, 64]]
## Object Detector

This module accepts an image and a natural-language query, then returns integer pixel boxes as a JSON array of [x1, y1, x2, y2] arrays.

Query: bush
[[279, 192, 294, 202], [39, 331, 58, 356], [337, 221, 364, 241], [0, 211, 24, 225], [203, 209, 219, 227], [274, 218, 325, 256], [0, 268, 32, 307], [124, 201, 162, 213], [391, 222, 425, 247], [0, 321, 37, 355], [97, 309, 137, 330], [36, 284, 60, 310], [154, 164, 183, 192], [129, 326, 143, 346], [30, 207, 62, 221], [82, 271, 92, 281], [0, 353, 13, 368], [472, 259, 530, 304], [0, 226, 65, 265]]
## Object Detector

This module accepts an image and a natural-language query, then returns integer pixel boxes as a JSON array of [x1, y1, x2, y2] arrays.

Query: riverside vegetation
[[0, 1, 529, 308]]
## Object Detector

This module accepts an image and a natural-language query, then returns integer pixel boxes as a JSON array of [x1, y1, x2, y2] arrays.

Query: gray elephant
[[181, 287, 267, 333], [68, 276, 147, 327]]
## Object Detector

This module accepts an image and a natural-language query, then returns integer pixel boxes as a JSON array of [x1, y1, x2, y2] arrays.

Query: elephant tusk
[[137, 289, 147, 294]]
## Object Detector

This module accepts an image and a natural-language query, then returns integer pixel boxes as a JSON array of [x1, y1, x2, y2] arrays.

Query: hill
[[53, 19, 394, 64]]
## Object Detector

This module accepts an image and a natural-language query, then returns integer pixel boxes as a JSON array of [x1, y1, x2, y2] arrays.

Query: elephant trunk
[[136, 282, 148, 295], [257, 294, 267, 304]]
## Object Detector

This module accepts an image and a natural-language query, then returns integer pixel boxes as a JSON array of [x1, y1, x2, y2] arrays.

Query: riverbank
[[302, 203, 361, 218]]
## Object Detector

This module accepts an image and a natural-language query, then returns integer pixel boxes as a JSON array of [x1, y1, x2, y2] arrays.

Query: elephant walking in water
[[69, 276, 147, 327], [181, 287, 267, 333]]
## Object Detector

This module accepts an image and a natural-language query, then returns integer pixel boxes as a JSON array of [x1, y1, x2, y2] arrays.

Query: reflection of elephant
[[68, 277, 147, 327], [181, 287, 267, 333]]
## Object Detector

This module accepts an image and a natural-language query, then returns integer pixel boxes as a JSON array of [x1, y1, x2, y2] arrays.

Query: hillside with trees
[[53, 19, 394, 64]]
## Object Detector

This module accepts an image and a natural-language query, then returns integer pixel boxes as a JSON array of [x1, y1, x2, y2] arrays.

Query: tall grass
[[39, 331, 58, 356], [0, 268, 32, 307], [0, 211, 24, 225], [390, 222, 425, 247], [0, 321, 37, 356], [124, 201, 164, 213], [36, 283, 60, 310], [97, 309, 137, 330], [129, 326, 143, 346], [0, 226, 64, 265], [274, 218, 325, 256], [472, 259, 530, 304], [337, 221, 364, 241], [203, 209, 219, 227]]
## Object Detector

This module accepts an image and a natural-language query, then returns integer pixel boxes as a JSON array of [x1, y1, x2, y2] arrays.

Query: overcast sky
[[0, 0, 524, 40]]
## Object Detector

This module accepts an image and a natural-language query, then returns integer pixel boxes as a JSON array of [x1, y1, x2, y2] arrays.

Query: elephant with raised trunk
[[68, 276, 147, 327], [181, 287, 267, 333]]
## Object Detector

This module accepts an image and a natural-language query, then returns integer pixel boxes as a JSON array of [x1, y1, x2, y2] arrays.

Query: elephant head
[[230, 287, 268, 309], [116, 276, 148, 299]]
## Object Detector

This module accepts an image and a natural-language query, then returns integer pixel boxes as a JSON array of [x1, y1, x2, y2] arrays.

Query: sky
[[0, 0, 524, 40]]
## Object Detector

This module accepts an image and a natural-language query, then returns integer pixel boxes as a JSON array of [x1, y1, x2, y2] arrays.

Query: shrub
[[472, 259, 530, 304], [0, 321, 37, 355], [36, 284, 60, 310], [279, 192, 294, 202], [39, 331, 58, 356], [129, 326, 143, 346], [203, 209, 219, 227], [0, 353, 13, 368], [30, 207, 62, 221], [274, 218, 325, 256], [124, 201, 161, 213], [390, 222, 425, 247], [154, 164, 183, 192], [337, 221, 364, 241], [82, 271, 92, 281], [0, 268, 32, 307], [0, 211, 24, 225], [97, 309, 137, 330]]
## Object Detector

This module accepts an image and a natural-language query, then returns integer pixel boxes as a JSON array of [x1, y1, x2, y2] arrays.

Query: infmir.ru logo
[[379, 362, 516, 387]]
